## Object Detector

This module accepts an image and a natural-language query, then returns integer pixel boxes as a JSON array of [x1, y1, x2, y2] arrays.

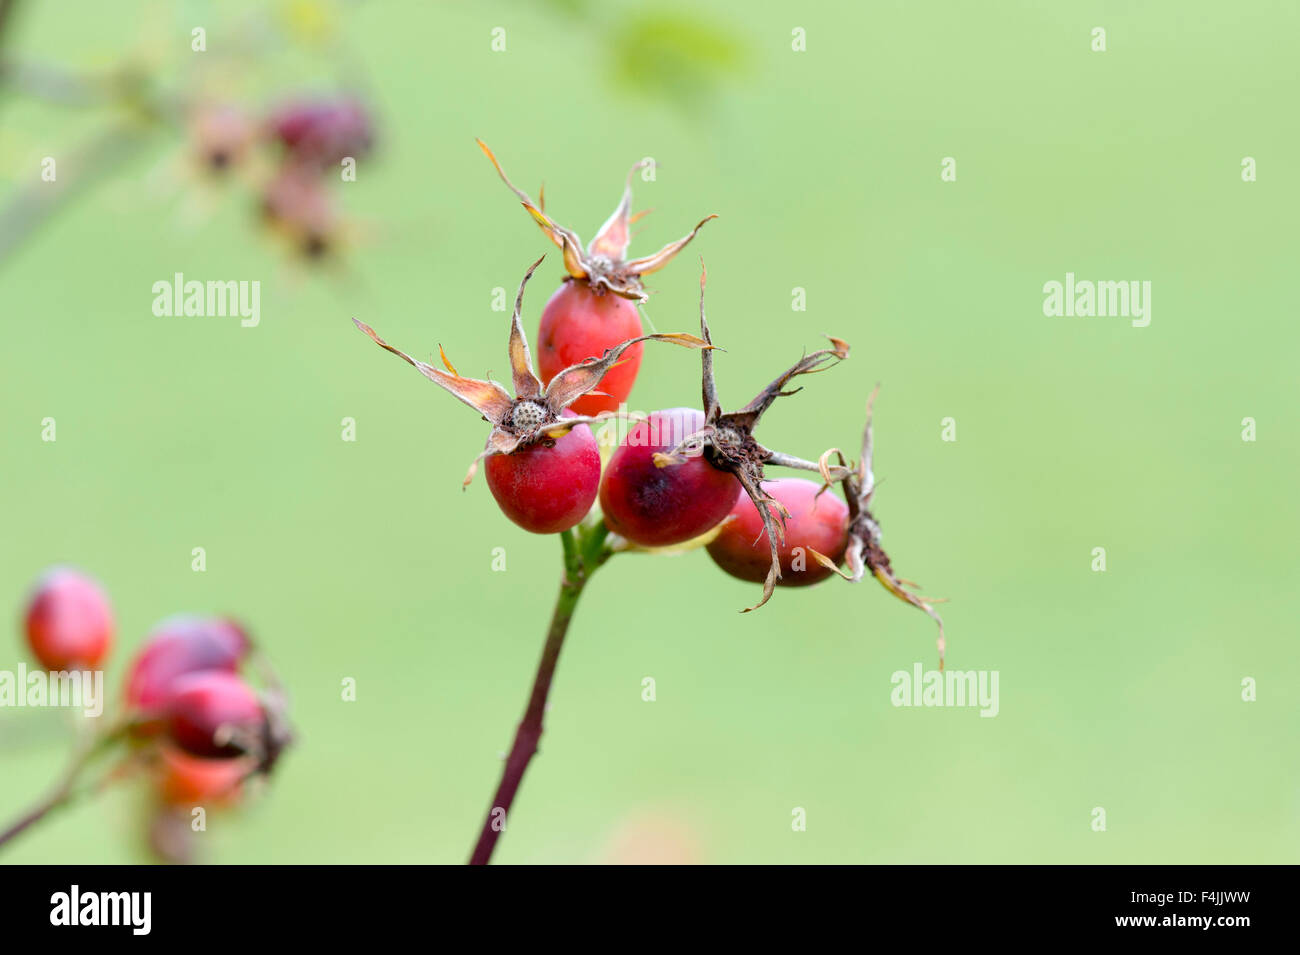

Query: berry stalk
[[468, 520, 611, 865], [0, 718, 131, 850]]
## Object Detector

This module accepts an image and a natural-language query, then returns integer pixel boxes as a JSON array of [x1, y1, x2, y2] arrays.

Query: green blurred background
[[1, 0, 1296, 863]]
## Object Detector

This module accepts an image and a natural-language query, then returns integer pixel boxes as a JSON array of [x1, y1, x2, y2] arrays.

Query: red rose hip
[[600, 408, 741, 547], [537, 282, 643, 416], [23, 567, 114, 670], [156, 745, 251, 807], [479, 142, 714, 414], [707, 478, 849, 586], [124, 616, 251, 711], [164, 671, 265, 760], [261, 166, 338, 258], [268, 97, 374, 167], [485, 421, 601, 534]]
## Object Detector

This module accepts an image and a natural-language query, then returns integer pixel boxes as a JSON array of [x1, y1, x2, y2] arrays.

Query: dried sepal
[[543, 332, 712, 412], [588, 159, 652, 260], [651, 425, 714, 469], [462, 429, 523, 488], [728, 336, 850, 431], [556, 232, 589, 281], [474, 138, 531, 207], [653, 265, 849, 611], [536, 410, 646, 443], [437, 345, 461, 376], [478, 140, 715, 300], [623, 214, 719, 279], [351, 319, 513, 421], [810, 387, 948, 668], [698, 265, 722, 420], [731, 467, 788, 612], [767, 449, 852, 482], [476, 139, 582, 254], [507, 257, 546, 399]]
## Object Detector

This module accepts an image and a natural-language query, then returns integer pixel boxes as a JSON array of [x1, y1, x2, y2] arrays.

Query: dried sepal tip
[[810, 387, 947, 669], [477, 140, 716, 300], [652, 263, 849, 612]]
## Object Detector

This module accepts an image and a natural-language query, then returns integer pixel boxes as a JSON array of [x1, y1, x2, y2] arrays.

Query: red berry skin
[[537, 282, 643, 415], [706, 478, 850, 587], [23, 568, 113, 671], [157, 745, 250, 807], [260, 166, 336, 256], [599, 408, 741, 547], [124, 616, 250, 712], [485, 422, 600, 534], [164, 672, 264, 760], [268, 98, 373, 166]]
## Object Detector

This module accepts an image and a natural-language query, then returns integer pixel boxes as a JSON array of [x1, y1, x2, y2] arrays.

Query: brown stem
[[468, 522, 609, 865], [0, 122, 158, 264], [0, 717, 129, 850], [0, 777, 74, 846]]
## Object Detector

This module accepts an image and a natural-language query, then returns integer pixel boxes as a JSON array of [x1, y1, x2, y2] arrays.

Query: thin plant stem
[[0, 717, 130, 850], [468, 521, 611, 865]]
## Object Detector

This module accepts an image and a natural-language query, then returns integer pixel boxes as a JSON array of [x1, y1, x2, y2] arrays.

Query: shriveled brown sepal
[[588, 159, 652, 260], [352, 319, 514, 422], [477, 140, 716, 301], [808, 387, 948, 668], [623, 215, 719, 281], [654, 264, 849, 612], [545, 330, 710, 411]]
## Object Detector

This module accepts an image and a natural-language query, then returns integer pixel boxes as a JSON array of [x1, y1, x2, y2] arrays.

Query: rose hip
[[707, 478, 848, 586], [600, 408, 741, 547], [156, 745, 251, 807], [124, 615, 251, 711], [164, 671, 265, 760], [23, 567, 113, 671], [267, 97, 374, 167], [647, 267, 849, 609], [485, 421, 601, 534], [478, 141, 714, 411], [260, 165, 337, 258], [537, 282, 643, 416]]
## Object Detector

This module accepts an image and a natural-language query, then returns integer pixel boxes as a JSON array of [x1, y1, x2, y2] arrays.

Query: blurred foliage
[[534, 0, 751, 108], [608, 10, 749, 107]]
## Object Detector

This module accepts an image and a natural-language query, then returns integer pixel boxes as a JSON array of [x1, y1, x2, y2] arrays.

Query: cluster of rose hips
[[357, 144, 945, 648], [187, 95, 374, 259], [14, 567, 290, 860]]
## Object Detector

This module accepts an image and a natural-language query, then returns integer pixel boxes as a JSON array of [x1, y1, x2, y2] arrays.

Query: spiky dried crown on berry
[[477, 140, 716, 301], [808, 388, 948, 668], [652, 267, 851, 612], [353, 256, 712, 485]]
